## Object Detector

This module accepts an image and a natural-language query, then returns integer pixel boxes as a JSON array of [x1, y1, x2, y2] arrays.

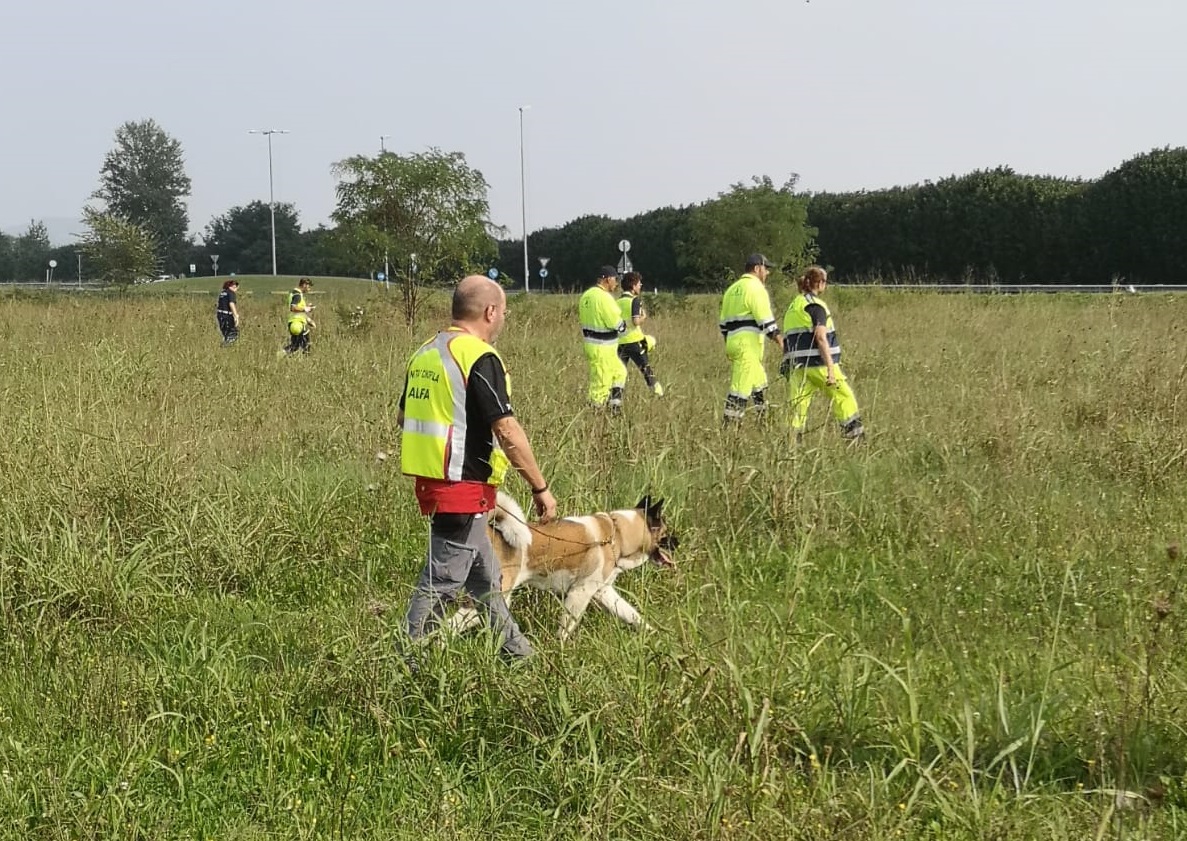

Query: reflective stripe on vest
[[400, 330, 509, 485], [579, 286, 625, 345], [618, 293, 644, 344], [718, 274, 777, 338], [781, 293, 840, 367]]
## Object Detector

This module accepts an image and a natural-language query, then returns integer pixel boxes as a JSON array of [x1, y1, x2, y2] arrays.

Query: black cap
[[745, 253, 774, 270], [598, 265, 619, 279]]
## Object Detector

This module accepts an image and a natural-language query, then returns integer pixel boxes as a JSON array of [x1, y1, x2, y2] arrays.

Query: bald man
[[397, 275, 556, 662]]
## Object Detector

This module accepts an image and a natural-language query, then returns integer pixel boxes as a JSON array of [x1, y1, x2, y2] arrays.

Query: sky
[[2, 0, 1184, 243]]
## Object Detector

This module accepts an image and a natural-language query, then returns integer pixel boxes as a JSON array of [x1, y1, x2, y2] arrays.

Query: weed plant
[[0, 284, 1183, 839]]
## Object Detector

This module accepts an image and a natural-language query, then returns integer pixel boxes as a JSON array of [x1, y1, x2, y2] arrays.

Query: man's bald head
[[453, 275, 505, 321]]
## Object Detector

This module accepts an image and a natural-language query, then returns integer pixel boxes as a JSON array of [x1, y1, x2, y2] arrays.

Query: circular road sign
[[487, 268, 499, 280], [377, 272, 386, 281], [48, 259, 58, 268], [539, 268, 549, 278], [618, 239, 631, 253]]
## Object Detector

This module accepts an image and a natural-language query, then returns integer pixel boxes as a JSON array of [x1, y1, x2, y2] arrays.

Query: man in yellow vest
[[398, 275, 557, 661], [616, 271, 663, 396], [282, 277, 315, 355], [781, 266, 864, 440], [579, 266, 628, 411], [718, 254, 783, 422]]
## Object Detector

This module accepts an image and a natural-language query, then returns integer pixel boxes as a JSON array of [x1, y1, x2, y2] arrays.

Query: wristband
[[531, 484, 548, 495]]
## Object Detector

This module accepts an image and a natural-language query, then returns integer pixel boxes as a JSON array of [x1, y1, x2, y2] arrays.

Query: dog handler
[[397, 274, 557, 661], [780, 266, 864, 440], [718, 253, 783, 422], [616, 271, 663, 396], [579, 266, 628, 410]]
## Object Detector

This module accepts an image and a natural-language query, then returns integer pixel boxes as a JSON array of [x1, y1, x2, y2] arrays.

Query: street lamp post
[[518, 105, 531, 292], [380, 134, 392, 154], [248, 128, 291, 276]]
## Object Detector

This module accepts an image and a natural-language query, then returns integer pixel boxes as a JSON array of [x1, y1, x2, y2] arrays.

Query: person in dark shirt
[[780, 266, 863, 440], [215, 280, 240, 346], [616, 271, 663, 395], [396, 275, 556, 663]]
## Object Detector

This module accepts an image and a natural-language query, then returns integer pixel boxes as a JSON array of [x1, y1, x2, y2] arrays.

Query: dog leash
[[497, 504, 618, 554]]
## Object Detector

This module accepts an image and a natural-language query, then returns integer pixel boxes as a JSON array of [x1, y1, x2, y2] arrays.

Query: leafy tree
[[92, 119, 192, 274], [0, 232, 12, 281], [80, 208, 158, 287], [1081, 147, 1187, 284], [680, 175, 816, 288], [330, 148, 498, 322], [11, 220, 52, 282], [204, 201, 303, 276]]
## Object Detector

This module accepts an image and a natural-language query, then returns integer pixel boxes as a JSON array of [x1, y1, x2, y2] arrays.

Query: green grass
[[0, 286, 1184, 839]]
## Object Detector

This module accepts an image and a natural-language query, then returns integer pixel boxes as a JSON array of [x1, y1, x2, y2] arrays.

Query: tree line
[[4, 119, 1185, 288], [499, 147, 1187, 288]]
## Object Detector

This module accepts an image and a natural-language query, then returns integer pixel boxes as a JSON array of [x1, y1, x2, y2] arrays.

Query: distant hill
[[1, 216, 84, 245]]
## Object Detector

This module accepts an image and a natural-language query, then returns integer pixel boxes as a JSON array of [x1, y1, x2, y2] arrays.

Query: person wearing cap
[[398, 275, 556, 663], [215, 279, 241, 346], [781, 266, 864, 440], [579, 266, 628, 411], [718, 254, 783, 422], [282, 277, 315, 355], [616, 271, 663, 396]]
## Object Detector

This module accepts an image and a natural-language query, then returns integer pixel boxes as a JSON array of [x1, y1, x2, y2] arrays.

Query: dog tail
[[491, 491, 533, 550]]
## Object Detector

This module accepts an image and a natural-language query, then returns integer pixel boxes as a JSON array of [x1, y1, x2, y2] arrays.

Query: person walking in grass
[[398, 274, 557, 663], [780, 265, 864, 441], [578, 266, 628, 411], [616, 271, 663, 396], [718, 253, 783, 423], [215, 279, 241, 346], [282, 277, 315, 355]]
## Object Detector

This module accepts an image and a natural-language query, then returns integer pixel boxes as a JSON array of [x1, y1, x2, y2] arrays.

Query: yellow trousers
[[787, 365, 860, 431], [584, 344, 627, 406]]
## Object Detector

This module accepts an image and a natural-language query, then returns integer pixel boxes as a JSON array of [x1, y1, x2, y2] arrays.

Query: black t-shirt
[[400, 351, 514, 482], [630, 296, 643, 319], [805, 302, 828, 329], [216, 289, 237, 312]]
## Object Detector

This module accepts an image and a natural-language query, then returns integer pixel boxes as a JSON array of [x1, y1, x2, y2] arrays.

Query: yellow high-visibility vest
[[400, 329, 511, 485], [287, 289, 309, 328], [618, 292, 644, 344], [782, 293, 840, 368]]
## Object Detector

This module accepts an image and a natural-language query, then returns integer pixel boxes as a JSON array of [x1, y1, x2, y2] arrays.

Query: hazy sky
[[2, 0, 1183, 242]]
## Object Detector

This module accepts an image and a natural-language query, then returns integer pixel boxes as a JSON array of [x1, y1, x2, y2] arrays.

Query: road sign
[[539, 269, 548, 278], [617, 255, 633, 274], [190, 263, 197, 274], [538, 257, 551, 268], [377, 272, 386, 281], [618, 239, 631, 253], [487, 268, 499, 280], [48, 259, 58, 268]]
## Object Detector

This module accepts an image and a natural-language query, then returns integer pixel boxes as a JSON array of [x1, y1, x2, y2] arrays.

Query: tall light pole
[[518, 105, 531, 292], [380, 134, 391, 154], [248, 128, 290, 276]]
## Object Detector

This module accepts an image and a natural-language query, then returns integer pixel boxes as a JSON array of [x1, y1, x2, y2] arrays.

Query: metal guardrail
[[863, 284, 1183, 294]]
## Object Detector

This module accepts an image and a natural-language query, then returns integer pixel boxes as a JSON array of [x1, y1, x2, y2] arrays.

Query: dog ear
[[645, 497, 664, 524], [635, 495, 652, 512]]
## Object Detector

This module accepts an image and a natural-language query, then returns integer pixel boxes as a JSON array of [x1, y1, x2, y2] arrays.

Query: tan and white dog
[[450, 492, 677, 640]]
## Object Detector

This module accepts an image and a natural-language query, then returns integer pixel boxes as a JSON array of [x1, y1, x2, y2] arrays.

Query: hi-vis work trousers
[[584, 343, 627, 408], [787, 365, 860, 432], [723, 344, 768, 420]]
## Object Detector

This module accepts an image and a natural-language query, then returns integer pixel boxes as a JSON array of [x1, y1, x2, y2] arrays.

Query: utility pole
[[248, 128, 291, 276]]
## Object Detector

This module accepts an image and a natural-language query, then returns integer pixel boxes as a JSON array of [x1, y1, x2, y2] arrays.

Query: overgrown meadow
[[0, 280, 1184, 840]]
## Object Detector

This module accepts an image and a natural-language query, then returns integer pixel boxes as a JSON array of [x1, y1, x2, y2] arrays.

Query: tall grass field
[[0, 280, 1184, 839]]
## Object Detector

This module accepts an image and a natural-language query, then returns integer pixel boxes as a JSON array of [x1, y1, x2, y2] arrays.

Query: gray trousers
[[406, 512, 534, 658]]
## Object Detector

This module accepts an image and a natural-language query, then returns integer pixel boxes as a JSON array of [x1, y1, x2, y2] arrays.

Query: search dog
[[448, 492, 677, 640]]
